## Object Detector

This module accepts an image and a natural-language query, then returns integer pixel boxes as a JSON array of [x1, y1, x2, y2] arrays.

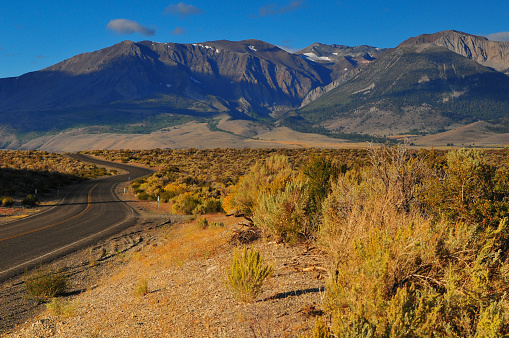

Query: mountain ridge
[[0, 39, 334, 117], [293, 38, 509, 136], [1, 30, 509, 150], [400, 30, 509, 74]]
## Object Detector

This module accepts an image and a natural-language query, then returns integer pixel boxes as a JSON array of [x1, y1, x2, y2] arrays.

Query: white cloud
[[106, 19, 155, 36], [172, 27, 186, 35], [165, 3, 203, 17], [486, 31, 509, 42], [258, 0, 304, 16]]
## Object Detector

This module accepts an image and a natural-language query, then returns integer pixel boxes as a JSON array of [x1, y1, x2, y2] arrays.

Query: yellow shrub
[[225, 155, 295, 216], [224, 247, 273, 302]]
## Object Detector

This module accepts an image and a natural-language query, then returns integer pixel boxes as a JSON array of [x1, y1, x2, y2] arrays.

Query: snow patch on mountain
[[192, 44, 219, 53], [302, 53, 331, 62]]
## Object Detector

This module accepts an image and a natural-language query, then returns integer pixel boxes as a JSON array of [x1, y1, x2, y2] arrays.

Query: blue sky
[[1, 0, 508, 78]]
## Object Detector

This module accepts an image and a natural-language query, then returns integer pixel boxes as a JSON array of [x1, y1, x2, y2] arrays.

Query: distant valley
[[1, 30, 508, 150]]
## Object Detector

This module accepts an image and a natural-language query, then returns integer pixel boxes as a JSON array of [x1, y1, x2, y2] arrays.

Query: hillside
[[0, 39, 333, 133], [295, 43, 387, 104], [401, 30, 509, 74], [293, 39, 509, 136]]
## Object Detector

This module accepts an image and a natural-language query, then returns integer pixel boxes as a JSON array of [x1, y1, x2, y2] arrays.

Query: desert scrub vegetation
[[219, 145, 509, 335], [46, 298, 77, 317], [21, 194, 39, 207], [0, 150, 112, 199], [224, 247, 273, 302], [87, 148, 369, 216], [24, 267, 67, 303], [418, 148, 509, 227], [1, 196, 14, 206], [82, 147, 509, 334], [134, 277, 149, 297], [318, 145, 509, 337], [227, 153, 345, 243]]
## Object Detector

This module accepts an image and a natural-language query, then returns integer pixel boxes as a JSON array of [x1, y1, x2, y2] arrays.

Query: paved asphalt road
[[0, 154, 154, 281]]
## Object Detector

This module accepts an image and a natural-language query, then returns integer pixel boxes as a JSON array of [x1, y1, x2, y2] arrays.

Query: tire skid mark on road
[[0, 184, 98, 243]]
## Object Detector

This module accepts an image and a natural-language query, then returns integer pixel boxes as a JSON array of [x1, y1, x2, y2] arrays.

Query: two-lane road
[[0, 154, 154, 281]]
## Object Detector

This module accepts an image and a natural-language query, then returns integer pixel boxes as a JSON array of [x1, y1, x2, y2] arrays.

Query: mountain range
[[294, 31, 509, 136], [1, 30, 508, 149]]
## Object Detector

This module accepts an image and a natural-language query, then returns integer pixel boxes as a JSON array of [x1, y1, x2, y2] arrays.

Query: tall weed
[[254, 177, 310, 243], [248, 153, 344, 243]]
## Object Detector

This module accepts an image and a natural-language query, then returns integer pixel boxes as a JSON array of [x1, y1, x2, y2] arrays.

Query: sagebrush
[[320, 145, 509, 337], [224, 247, 273, 302]]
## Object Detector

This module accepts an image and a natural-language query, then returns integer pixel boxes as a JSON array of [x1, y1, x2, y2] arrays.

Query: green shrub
[[254, 177, 311, 243], [172, 192, 202, 214], [210, 221, 225, 228], [46, 298, 76, 317], [137, 191, 150, 200], [24, 268, 67, 302], [193, 203, 207, 215], [204, 198, 223, 213], [301, 317, 331, 338], [224, 247, 273, 302], [226, 155, 295, 216], [197, 217, 209, 228], [21, 194, 39, 207], [418, 148, 509, 227], [302, 154, 345, 216], [1, 196, 14, 206], [320, 145, 509, 337]]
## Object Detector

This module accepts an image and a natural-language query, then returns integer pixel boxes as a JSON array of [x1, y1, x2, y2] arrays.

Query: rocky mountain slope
[[296, 43, 387, 106], [292, 31, 509, 136], [401, 30, 509, 74], [0, 40, 333, 132], [0, 39, 387, 137]]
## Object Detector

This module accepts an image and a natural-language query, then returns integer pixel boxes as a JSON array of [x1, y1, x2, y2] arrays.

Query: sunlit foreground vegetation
[[90, 146, 509, 336], [0, 150, 112, 206]]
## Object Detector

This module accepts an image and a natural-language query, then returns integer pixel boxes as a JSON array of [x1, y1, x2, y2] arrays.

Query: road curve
[[0, 154, 155, 281]]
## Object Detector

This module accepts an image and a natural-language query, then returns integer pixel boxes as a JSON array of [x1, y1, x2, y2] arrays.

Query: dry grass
[[149, 218, 230, 267], [106, 218, 231, 291], [16, 122, 362, 152], [45, 298, 77, 318], [24, 268, 67, 303], [224, 247, 273, 302]]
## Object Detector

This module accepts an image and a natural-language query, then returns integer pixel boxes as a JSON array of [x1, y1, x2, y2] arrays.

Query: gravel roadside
[[1, 183, 328, 337]]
